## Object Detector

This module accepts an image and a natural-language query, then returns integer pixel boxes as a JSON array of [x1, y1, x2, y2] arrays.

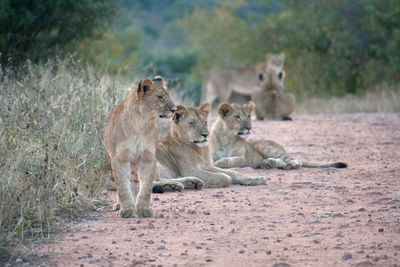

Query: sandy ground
[[32, 113, 400, 266]]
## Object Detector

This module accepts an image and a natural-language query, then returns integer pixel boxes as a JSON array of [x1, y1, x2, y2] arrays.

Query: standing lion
[[104, 76, 176, 218], [201, 53, 286, 105]]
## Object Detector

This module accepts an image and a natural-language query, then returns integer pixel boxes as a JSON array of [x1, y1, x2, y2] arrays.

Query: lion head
[[217, 101, 255, 139], [258, 52, 286, 86], [169, 103, 211, 147], [137, 76, 176, 118]]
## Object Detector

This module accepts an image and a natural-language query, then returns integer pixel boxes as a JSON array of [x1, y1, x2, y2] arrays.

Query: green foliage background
[[2, 0, 399, 100], [78, 0, 400, 101]]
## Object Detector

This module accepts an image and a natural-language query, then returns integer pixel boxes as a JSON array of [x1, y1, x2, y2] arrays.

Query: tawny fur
[[103, 76, 176, 218], [201, 53, 286, 105], [251, 66, 296, 120], [155, 103, 267, 189], [209, 102, 347, 170]]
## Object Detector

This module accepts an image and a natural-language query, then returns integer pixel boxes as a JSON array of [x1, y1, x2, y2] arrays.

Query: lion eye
[[191, 121, 197, 127], [158, 96, 165, 101], [235, 115, 241, 121]]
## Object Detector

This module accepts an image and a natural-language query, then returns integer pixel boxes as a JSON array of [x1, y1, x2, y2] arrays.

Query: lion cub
[[209, 102, 347, 170], [104, 77, 176, 218], [154, 103, 267, 189]]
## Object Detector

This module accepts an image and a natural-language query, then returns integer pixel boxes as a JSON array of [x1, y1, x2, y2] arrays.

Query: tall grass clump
[[0, 58, 130, 254]]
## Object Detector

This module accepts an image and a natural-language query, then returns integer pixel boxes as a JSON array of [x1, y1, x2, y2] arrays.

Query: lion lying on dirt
[[209, 102, 347, 170], [154, 103, 267, 190], [201, 53, 286, 105], [251, 65, 295, 121], [104, 76, 176, 218]]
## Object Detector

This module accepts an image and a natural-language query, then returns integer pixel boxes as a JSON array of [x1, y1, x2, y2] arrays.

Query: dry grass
[[296, 83, 400, 114], [0, 59, 130, 257]]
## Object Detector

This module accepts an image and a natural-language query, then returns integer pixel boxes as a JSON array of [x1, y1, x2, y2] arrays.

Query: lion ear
[[138, 78, 154, 96], [198, 103, 211, 117], [218, 103, 233, 117], [152, 76, 166, 88], [173, 105, 187, 123], [244, 101, 255, 113]]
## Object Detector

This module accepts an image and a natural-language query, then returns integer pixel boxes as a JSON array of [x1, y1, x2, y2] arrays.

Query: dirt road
[[39, 113, 400, 266]]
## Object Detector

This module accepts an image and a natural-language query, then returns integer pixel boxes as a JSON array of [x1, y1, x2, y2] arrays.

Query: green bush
[[0, 0, 117, 65]]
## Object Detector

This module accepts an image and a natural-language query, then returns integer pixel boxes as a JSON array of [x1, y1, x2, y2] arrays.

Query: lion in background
[[201, 53, 286, 105], [209, 101, 347, 170], [252, 64, 296, 121], [155, 103, 267, 189], [104, 76, 176, 218]]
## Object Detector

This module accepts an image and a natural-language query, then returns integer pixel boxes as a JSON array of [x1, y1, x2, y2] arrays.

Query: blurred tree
[[0, 0, 117, 65]]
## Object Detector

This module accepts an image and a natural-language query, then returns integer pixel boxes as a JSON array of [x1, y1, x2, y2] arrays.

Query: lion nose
[[201, 133, 208, 138], [170, 105, 177, 112], [245, 126, 251, 131]]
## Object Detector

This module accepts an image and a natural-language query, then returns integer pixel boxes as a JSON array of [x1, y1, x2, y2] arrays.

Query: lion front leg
[[209, 166, 267, 186], [111, 159, 136, 218], [214, 156, 246, 168], [192, 169, 232, 188], [136, 150, 157, 217]]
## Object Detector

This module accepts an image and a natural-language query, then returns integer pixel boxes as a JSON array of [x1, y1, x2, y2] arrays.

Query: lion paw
[[274, 159, 287, 169], [117, 208, 136, 218], [184, 178, 204, 190], [239, 176, 267, 186], [262, 158, 276, 169], [163, 181, 185, 192], [285, 160, 301, 170], [214, 158, 229, 168], [136, 207, 154, 218]]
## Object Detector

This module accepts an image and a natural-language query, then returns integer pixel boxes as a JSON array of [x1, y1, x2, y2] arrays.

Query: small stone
[[287, 233, 292, 237], [266, 250, 272, 255], [156, 245, 165, 250], [356, 260, 373, 266], [124, 238, 131, 242], [188, 209, 196, 214], [147, 240, 155, 244], [313, 238, 320, 244], [203, 211, 210, 215], [205, 256, 213, 262], [378, 228, 384, 232], [280, 195, 289, 201], [111, 240, 116, 244], [272, 262, 291, 267], [153, 196, 160, 201], [130, 226, 137, 231], [343, 253, 352, 260], [239, 249, 244, 254]]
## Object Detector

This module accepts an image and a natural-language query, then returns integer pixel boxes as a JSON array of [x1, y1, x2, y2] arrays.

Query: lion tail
[[301, 162, 347, 168]]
